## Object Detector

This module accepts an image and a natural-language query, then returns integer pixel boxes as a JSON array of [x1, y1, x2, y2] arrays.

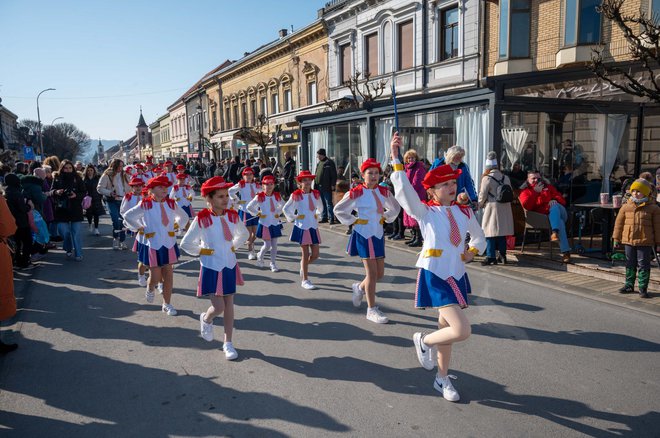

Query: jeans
[[58, 221, 82, 258], [625, 245, 652, 270], [107, 200, 125, 242], [486, 236, 507, 259], [548, 203, 570, 253], [320, 190, 334, 221]]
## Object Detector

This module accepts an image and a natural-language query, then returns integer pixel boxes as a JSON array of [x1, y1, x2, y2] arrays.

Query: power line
[[3, 87, 186, 100]]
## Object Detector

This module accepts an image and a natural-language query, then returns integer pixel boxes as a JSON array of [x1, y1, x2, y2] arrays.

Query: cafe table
[[573, 201, 622, 258]]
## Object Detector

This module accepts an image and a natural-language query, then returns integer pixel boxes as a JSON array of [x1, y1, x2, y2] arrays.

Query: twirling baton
[[391, 83, 403, 162]]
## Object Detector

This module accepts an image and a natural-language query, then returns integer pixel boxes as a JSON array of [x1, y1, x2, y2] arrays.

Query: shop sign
[[277, 129, 300, 144]]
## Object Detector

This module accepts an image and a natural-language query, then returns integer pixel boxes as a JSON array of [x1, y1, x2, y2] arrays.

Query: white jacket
[[169, 184, 193, 207], [246, 192, 284, 227], [123, 197, 189, 250], [283, 189, 323, 230], [180, 209, 248, 271], [390, 161, 486, 280], [334, 184, 401, 239], [228, 181, 261, 213], [120, 193, 141, 233], [97, 172, 130, 198]]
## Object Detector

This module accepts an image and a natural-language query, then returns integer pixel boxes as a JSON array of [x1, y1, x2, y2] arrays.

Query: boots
[[619, 267, 636, 294], [0, 340, 18, 354], [637, 268, 651, 298], [408, 227, 423, 247], [405, 228, 416, 244]]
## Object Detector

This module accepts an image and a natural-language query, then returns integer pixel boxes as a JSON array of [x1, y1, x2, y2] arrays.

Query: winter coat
[[51, 172, 86, 223], [97, 171, 130, 200], [0, 196, 17, 321], [478, 170, 514, 238], [314, 157, 337, 193], [84, 175, 106, 216], [42, 178, 55, 222], [612, 199, 660, 247], [518, 181, 565, 215], [223, 158, 242, 184], [403, 160, 427, 228], [4, 174, 30, 229], [431, 157, 477, 202], [20, 175, 47, 214]]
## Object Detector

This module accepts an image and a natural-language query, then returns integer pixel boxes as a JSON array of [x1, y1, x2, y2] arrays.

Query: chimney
[[244, 52, 250, 57], [279, 28, 288, 38]]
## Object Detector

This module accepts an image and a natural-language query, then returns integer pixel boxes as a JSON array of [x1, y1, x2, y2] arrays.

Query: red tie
[[307, 193, 315, 212], [250, 184, 255, 198], [371, 190, 384, 214], [447, 208, 461, 247], [160, 201, 170, 227], [269, 197, 276, 213], [220, 217, 232, 241]]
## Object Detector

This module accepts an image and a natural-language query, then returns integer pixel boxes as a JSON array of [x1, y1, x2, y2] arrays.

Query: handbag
[[82, 195, 92, 210]]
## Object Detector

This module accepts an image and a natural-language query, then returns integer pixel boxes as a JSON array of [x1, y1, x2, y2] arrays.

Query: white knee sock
[[270, 238, 278, 264]]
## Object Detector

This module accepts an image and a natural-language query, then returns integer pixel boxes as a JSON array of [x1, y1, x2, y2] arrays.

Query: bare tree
[[19, 119, 91, 160], [590, 0, 660, 102], [324, 71, 389, 111], [236, 113, 272, 159]]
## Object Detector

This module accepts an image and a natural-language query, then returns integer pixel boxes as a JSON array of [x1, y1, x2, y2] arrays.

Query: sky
[[0, 0, 321, 145]]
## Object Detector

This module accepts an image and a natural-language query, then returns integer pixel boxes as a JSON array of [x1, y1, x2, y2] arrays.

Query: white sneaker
[[413, 332, 436, 370], [162, 303, 177, 316], [301, 279, 316, 290], [94, 228, 100, 236], [256, 257, 265, 268], [366, 306, 389, 324], [112, 239, 119, 250], [351, 282, 365, 307], [66, 251, 73, 258], [433, 375, 460, 402], [74, 256, 83, 262], [138, 274, 147, 287], [119, 242, 128, 250], [223, 342, 238, 360], [88, 223, 93, 232], [270, 263, 279, 272], [248, 251, 257, 260], [157, 283, 164, 295], [199, 313, 214, 341], [145, 288, 155, 303]]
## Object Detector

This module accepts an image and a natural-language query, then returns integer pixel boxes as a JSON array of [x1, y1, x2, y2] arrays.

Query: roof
[[137, 111, 148, 128], [167, 60, 233, 110]]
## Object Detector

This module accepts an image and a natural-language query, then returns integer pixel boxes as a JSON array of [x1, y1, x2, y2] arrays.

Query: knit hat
[[485, 151, 498, 169], [630, 178, 653, 197], [33, 168, 46, 179]]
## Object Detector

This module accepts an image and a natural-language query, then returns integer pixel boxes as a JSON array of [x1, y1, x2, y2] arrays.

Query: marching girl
[[175, 164, 192, 186], [334, 158, 401, 324], [169, 173, 195, 226], [163, 161, 177, 185], [228, 167, 260, 260], [121, 176, 149, 286], [246, 175, 284, 272], [283, 170, 324, 290], [389, 132, 485, 402], [180, 177, 248, 360], [143, 161, 155, 181], [124, 175, 189, 316]]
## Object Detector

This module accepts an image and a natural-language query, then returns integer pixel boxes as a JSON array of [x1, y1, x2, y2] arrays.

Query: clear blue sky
[[0, 0, 321, 143]]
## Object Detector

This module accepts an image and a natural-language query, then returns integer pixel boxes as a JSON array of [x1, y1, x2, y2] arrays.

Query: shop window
[[308, 81, 317, 105], [499, 0, 530, 60], [397, 20, 413, 70], [441, 6, 459, 60], [339, 43, 352, 84], [564, 0, 601, 46], [364, 33, 378, 75]]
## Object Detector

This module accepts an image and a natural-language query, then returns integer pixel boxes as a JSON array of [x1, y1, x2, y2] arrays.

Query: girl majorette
[[228, 167, 260, 260], [389, 132, 486, 402], [334, 158, 401, 324], [120, 176, 148, 286], [246, 175, 284, 272], [283, 170, 323, 290], [169, 173, 195, 225], [124, 175, 189, 316], [181, 176, 248, 360]]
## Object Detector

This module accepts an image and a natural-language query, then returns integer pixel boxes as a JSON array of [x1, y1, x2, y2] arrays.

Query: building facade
[[159, 113, 171, 159], [0, 103, 19, 151], [167, 99, 188, 159]]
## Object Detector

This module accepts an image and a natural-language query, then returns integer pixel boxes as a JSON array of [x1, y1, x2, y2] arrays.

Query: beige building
[[159, 114, 171, 159], [204, 20, 328, 164]]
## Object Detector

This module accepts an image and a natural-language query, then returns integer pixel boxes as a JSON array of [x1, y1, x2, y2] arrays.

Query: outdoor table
[[573, 202, 621, 258]]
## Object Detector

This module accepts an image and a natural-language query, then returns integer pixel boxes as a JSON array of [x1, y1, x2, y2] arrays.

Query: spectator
[[14, 162, 28, 176], [223, 156, 242, 184], [43, 156, 61, 175], [478, 151, 514, 265], [4, 174, 32, 268], [506, 161, 527, 189], [97, 158, 130, 250], [403, 149, 427, 247], [20, 168, 47, 215], [0, 194, 18, 353], [0, 163, 11, 185], [282, 151, 296, 198], [41, 165, 59, 243], [83, 165, 104, 236], [431, 146, 477, 209], [52, 160, 86, 261], [314, 148, 338, 224], [75, 161, 84, 173], [208, 159, 216, 178], [519, 170, 571, 263]]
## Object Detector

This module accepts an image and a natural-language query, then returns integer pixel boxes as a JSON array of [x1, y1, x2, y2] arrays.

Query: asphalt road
[[0, 213, 658, 438]]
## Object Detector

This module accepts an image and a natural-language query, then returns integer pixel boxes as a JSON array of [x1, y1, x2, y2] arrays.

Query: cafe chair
[[588, 207, 607, 250], [521, 209, 557, 261]]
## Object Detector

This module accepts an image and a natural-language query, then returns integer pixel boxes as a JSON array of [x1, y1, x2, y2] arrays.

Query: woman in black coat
[[83, 165, 105, 235], [51, 160, 86, 261], [3, 173, 32, 268]]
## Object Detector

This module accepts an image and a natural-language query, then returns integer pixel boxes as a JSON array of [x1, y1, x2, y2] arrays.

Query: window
[[212, 110, 217, 131], [383, 21, 392, 73], [564, 0, 601, 46], [260, 96, 268, 117], [250, 100, 257, 125], [365, 33, 378, 75], [241, 102, 247, 126], [226, 106, 231, 130], [231, 106, 237, 129], [499, 0, 530, 59], [653, 0, 660, 23], [441, 6, 459, 60], [283, 89, 292, 111], [308, 81, 317, 105], [397, 20, 413, 70], [339, 43, 352, 84], [271, 93, 279, 115]]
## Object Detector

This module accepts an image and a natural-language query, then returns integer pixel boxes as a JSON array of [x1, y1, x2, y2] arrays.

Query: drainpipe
[[422, 0, 428, 89], [478, 0, 486, 86]]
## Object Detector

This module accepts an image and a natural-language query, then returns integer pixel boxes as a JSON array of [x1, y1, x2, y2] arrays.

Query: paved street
[[1, 212, 659, 438]]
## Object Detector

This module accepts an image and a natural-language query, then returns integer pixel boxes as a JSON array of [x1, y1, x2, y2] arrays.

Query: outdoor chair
[[521, 209, 557, 261]]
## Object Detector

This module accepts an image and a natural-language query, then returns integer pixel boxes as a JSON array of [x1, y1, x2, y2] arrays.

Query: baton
[[391, 84, 403, 162]]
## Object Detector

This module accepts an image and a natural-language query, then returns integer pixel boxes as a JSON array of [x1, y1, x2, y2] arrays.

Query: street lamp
[[36, 87, 55, 158], [50, 116, 63, 126]]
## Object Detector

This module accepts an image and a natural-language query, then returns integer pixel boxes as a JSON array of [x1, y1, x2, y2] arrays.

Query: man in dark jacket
[[223, 156, 242, 184], [314, 148, 337, 223], [4, 173, 32, 268], [282, 151, 296, 198]]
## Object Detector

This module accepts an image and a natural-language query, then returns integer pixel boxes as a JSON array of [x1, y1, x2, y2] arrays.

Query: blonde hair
[[43, 156, 61, 171], [403, 149, 418, 161], [444, 146, 465, 164]]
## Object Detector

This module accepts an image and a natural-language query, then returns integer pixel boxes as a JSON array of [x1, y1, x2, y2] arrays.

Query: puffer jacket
[[613, 199, 660, 246]]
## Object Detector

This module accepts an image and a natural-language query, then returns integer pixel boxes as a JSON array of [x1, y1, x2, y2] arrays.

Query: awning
[[211, 130, 240, 143]]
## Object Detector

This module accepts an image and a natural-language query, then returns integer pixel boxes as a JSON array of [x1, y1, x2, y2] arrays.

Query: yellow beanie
[[630, 179, 652, 197]]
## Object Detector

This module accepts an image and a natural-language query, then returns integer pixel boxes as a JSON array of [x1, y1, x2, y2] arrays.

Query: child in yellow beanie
[[613, 178, 660, 298]]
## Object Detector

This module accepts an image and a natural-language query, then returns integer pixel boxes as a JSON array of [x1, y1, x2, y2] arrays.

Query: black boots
[[407, 228, 423, 247], [0, 340, 18, 354], [638, 269, 651, 299]]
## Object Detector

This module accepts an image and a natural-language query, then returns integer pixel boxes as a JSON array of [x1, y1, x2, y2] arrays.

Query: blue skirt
[[138, 244, 180, 267], [256, 223, 283, 240], [290, 226, 321, 245], [197, 264, 244, 297], [239, 210, 259, 227], [415, 268, 471, 309], [346, 231, 385, 259], [181, 205, 193, 218]]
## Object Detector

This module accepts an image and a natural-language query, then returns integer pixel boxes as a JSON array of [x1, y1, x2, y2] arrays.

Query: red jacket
[[519, 183, 565, 215]]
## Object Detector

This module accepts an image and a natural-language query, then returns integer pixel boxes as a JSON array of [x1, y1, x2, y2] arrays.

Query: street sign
[[23, 146, 35, 161]]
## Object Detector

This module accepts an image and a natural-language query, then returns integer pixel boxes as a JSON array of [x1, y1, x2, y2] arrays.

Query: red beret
[[134, 164, 144, 170], [164, 160, 173, 166], [261, 175, 275, 185], [296, 170, 315, 182], [360, 158, 382, 174], [146, 175, 172, 189], [422, 164, 462, 190], [201, 176, 232, 197], [176, 164, 185, 170], [128, 176, 145, 186], [242, 167, 254, 175], [176, 173, 188, 180]]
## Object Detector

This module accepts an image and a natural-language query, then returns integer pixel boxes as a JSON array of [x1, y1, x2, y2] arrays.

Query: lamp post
[[36, 87, 55, 158], [50, 116, 63, 126]]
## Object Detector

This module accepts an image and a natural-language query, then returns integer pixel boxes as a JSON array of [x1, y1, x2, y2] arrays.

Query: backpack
[[488, 175, 514, 203]]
